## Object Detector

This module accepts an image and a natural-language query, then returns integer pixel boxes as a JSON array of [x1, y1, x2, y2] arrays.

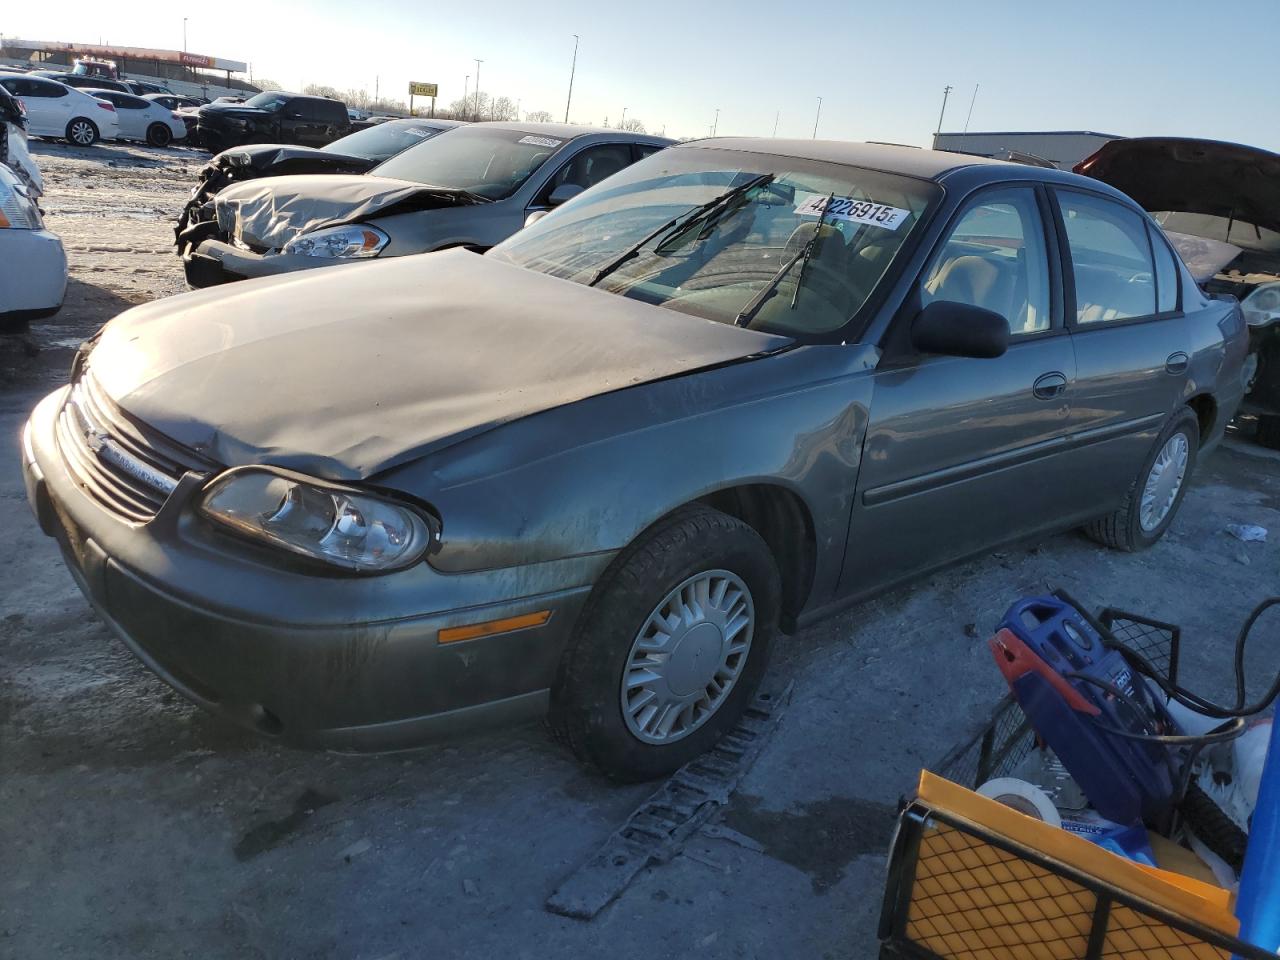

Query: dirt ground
[[2, 140, 1278, 959]]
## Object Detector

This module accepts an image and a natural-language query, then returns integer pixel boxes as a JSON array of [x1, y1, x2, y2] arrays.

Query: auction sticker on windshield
[[795, 194, 910, 230], [518, 135, 563, 148]]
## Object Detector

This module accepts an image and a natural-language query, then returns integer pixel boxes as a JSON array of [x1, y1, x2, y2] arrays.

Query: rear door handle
[[1032, 371, 1068, 400], [1166, 352, 1189, 374]]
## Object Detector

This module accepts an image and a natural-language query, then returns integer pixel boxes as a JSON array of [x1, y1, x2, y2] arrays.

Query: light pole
[[564, 34, 579, 123], [463, 75, 469, 118], [772, 110, 779, 137], [619, 106, 627, 129], [712, 108, 719, 136], [812, 97, 822, 138], [515, 98, 521, 121], [474, 59, 484, 120], [182, 18, 188, 53], [935, 84, 953, 138]]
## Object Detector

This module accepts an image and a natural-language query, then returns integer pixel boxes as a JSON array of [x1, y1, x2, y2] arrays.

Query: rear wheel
[[146, 122, 173, 148], [65, 118, 98, 147], [549, 506, 779, 781], [1084, 408, 1199, 551]]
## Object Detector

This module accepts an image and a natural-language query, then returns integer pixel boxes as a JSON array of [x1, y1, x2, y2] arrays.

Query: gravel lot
[[2, 140, 1278, 959]]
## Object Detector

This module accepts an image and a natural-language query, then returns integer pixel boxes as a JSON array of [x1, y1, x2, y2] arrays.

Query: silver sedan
[[176, 122, 671, 287]]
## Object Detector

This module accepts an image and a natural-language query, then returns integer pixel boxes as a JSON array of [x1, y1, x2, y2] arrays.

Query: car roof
[[469, 120, 672, 143], [678, 138, 1012, 180]]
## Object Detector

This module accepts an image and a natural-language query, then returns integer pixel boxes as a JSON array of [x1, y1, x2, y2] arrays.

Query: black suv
[[196, 91, 350, 153]]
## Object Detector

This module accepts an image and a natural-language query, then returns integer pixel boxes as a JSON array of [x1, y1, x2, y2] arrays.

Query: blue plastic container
[[1236, 715, 1280, 951]]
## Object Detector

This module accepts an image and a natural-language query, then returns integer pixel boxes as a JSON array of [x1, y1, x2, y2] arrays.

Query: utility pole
[[962, 83, 979, 141], [564, 34, 579, 123], [374, 75, 379, 104], [463, 75, 469, 119], [772, 110, 779, 137], [712, 108, 719, 136], [812, 97, 822, 138], [182, 18, 188, 53], [620, 106, 627, 129], [935, 84, 953, 138], [474, 59, 483, 120]]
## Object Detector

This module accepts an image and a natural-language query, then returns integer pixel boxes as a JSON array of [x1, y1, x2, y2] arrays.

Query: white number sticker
[[518, 135, 564, 148], [794, 195, 910, 230]]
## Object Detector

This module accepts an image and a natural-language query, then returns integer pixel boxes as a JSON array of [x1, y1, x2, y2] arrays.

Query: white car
[[84, 88, 187, 147], [0, 162, 66, 331], [0, 74, 120, 146]]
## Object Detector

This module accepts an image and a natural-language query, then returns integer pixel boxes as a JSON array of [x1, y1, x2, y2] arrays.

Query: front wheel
[[549, 506, 779, 781], [146, 122, 173, 147], [65, 118, 99, 147], [1084, 408, 1199, 551]]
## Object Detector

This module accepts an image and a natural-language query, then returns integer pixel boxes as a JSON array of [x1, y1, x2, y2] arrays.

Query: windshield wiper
[[735, 192, 835, 328], [587, 173, 775, 288]]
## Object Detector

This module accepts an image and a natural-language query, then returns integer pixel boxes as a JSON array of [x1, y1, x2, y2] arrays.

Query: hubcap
[[71, 122, 92, 145], [620, 569, 754, 745], [1140, 433, 1189, 532]]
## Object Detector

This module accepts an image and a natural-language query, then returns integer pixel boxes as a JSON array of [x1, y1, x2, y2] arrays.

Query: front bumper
[[23, 388, 600, 750], [182, 237, 347, 288]]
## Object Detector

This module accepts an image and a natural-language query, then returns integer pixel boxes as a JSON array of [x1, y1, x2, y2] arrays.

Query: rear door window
[[1148, 223, 1180, 314], [1056, 191, 1156, 324]]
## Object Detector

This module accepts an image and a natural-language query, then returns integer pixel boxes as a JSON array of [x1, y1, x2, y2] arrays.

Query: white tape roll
[[977, 777, 1063, 827]]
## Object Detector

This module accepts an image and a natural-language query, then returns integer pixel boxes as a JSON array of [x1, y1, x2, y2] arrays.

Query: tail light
[[97, 101, 116, 112]]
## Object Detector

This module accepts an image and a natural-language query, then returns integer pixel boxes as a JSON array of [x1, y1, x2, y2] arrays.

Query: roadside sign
[[409, 81, 438, 97]]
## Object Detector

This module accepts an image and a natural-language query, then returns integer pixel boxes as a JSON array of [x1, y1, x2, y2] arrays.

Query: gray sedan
[[24, 140, 1247, 780], [178, 121, 671, 287]]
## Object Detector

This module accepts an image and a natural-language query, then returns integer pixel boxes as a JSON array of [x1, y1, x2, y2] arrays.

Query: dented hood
[[213, 173, 482, 250], [89, 250, 788, 480]]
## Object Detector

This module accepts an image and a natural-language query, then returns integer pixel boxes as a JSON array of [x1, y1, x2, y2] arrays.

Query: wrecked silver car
[[175, 118, 466, 239], [177, 122, 671, 287], [1077, 137, 1280, 447], [24, 141, 1246, 780]]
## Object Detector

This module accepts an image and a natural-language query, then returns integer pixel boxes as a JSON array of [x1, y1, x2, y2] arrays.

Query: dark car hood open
[[212, 173, 481, 249], [210, 144, 374, 176], [89, 250, 788, 480], [1076, 137, 1280, 236]]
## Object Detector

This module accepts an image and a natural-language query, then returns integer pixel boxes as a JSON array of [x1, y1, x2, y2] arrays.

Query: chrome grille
[[55, 373, 216, 523]]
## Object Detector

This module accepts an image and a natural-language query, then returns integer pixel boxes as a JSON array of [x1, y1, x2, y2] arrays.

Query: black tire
[[65, 118, 99, 147], [146, 123, 173, 148], [549, 505, 780, 781], [1084, 408, 1199, 551], [1256, 414, 1280, 450]]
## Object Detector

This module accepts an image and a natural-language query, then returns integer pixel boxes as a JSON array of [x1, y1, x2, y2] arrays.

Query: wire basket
[[878, 609, 1270, 960], [932, 609, 1180, 790]]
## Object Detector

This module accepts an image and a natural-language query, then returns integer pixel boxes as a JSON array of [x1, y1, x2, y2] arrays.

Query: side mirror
[[547, 182, 584, 207], [911, 300, 1010, 359], [524, 210, 550, 229]]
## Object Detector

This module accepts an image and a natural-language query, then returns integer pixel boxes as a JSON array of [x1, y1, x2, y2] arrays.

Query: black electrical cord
[[1056, 589, 1280, 722]]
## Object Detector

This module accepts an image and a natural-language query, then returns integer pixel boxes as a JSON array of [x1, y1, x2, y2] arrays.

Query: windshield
[[372, 127, 566, 200], [491, 147, 939, 337], [244, 92, 290, 110], [323, 121, 450, 162]]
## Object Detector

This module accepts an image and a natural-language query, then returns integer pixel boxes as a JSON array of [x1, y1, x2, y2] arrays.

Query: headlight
[[0, 179, 41, 230], [1242, 282, 1280, 327], [199, 468, 435, 572], [282, 223, 389, 259]]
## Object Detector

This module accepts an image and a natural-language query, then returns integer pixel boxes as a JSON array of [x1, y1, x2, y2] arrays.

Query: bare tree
[[620, 117, 647, 134], [525, 110, 553, 123], [489, 96, 518, 121], [303, 83, 343, 100], [256, 78, 284, 92]]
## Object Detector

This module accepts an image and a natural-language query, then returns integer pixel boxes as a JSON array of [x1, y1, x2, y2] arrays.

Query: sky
[[5, 0, 1280, 147]]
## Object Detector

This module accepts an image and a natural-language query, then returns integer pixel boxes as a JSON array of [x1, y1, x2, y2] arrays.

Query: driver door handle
[[1032, 371, 1068, 400]]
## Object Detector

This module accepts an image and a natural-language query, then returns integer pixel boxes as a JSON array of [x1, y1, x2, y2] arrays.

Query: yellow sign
[[408, 81, 438, 97]]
